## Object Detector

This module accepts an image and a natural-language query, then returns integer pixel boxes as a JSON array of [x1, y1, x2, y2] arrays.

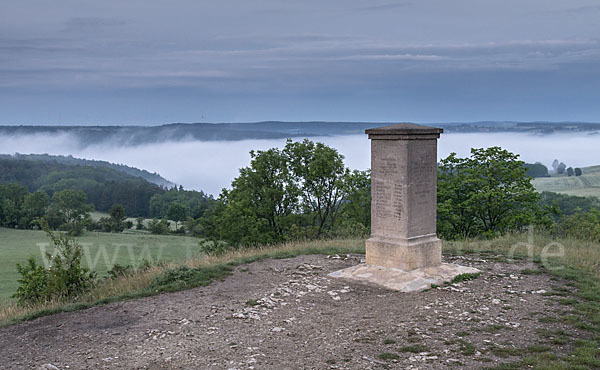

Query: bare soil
[[0, 254, 583, 369]]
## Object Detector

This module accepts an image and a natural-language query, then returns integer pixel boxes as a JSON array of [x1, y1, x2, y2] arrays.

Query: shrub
[[560, 209, 600, 242], [135, 217, 145, 230], [200, 239, 235, 256], [96, 216, 112, 232], [13, 258, 49, 305], [328, 219, 369, 239], [12, 226, 96, 306], [148, 218, 170, 235]]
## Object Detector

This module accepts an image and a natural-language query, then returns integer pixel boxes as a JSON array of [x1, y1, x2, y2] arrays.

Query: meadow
[[533, 165, 600, 198], [1, 232, 599, 368], [0, 228, 200, 302]]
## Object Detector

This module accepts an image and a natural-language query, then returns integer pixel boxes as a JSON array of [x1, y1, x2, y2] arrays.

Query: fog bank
[[0, 132, 597, 196]]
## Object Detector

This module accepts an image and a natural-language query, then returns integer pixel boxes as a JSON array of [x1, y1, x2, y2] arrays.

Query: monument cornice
[[365, 123, 443, 139], [367, 133, 441, 140]]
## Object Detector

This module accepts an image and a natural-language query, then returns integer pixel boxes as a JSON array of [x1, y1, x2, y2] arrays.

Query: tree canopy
[[202, 139, 370, 247], [437, 147, 540, 239]]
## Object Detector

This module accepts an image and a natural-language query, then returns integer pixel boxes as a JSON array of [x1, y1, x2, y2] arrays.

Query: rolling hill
[[533, 165, 600, 198]]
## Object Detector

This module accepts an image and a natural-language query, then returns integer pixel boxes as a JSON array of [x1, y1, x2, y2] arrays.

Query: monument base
[[366, 235, 442, 271], [328, 263, 480, 293]]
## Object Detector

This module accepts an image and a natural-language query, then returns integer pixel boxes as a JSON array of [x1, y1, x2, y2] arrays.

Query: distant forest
[[0, 153, 173, 187], [0, 157, 212, 217], [0, 121, 598, 147]]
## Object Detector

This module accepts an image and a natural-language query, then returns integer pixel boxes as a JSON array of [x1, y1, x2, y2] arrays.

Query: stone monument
[[329, 123, 478, 292]]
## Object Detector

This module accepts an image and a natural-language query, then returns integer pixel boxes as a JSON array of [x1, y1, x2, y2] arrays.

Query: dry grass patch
[[0, 238, 364, 326]]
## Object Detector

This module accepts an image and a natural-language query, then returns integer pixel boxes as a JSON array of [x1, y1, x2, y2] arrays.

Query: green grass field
[[533, 165, 600, 198], [0, 228, 200, 302]]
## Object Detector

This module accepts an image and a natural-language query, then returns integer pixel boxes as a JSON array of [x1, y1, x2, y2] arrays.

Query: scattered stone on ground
[[0, 254, 583, 369]]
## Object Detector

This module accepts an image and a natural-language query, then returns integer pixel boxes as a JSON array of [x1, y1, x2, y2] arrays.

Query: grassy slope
[[449, 234, 600, 369], [533, 165, 600, 198], [0, 228, 200, 302], [0, 233, 598, 367]]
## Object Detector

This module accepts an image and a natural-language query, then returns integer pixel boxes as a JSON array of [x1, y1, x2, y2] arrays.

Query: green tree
[[148, 218, 170, 235], [205, 140, 372, 246], [575, 168, 583, 176], [284, 139, 348, 237], [20, 191, 49, 228], [166, 202, 189, 230], [108, 203, 127, 232], [567, 167, 574, 177], [48, 189, 94, 235], [216, 147, 298, 245], [438, 147, 540, 239], [149, 188, 214, 219], [0, 198, 19, 228], [539, 191, 600, 217], [557, 162, 567, 174], [524, 163, 549, 178], [335, 169, 371, 236], [136, 217, 145, 230], [0, 184, 27, 228]]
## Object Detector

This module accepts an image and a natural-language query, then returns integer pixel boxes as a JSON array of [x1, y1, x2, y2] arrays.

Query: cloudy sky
[[1, 0, 599, 125]]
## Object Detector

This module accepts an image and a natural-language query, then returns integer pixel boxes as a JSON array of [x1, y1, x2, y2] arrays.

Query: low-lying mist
[[0, 132, 597, 196]]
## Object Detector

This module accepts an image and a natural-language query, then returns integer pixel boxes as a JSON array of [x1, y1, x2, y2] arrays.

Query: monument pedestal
[[329, 123, 479, 292], [329, 263, 479, 293], [365, 235, 442, 271]]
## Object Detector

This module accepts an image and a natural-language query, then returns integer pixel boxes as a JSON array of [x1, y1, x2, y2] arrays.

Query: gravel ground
[[0, 253, 582, 369]]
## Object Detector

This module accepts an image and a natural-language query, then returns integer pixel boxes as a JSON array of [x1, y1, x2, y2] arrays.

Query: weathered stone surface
[[330, 122, 479, 291], [328, 263, 480, 292], [365, 235, 441, 271], [366, 123, 443, 270]]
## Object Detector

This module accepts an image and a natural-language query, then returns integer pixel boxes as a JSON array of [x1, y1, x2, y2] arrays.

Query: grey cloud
[[1, 32, 598, 90], [354, 2, 413, 11], [63, 17, 127, 33], [0, 0, 599, 122], [557, 5, 600, 14]]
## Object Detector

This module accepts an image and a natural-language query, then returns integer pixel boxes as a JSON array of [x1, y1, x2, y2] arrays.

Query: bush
[[148, 218, 170, 235], [96, 216, 112, 232], [184, 216, 204, 236], [13, 258, 49, 305], [524, 162, 549, 178], [200, 239, 235, 256], [329, 219, 370, 239], [12, 227, 95, 305], [150, 264, 233, 292], [560, 209, 600, 242]]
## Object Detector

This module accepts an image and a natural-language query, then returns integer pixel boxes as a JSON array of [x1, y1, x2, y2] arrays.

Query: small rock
[[38, 365, 60, 370]]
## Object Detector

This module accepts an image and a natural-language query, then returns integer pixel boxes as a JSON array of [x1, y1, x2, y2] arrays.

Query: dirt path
[[0, 254, 581, 369]]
